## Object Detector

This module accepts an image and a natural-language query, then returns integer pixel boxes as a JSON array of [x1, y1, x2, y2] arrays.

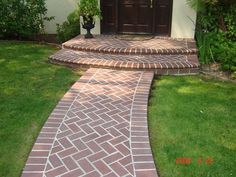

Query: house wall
[[171, 0, 196, 38], [44, 0, 79, 34], [44, 0, 196, 39]]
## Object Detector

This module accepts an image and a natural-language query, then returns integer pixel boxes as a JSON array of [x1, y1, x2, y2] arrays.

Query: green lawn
[[1, 42, 236, 177], [149, 76, 236, 177], [0, 42, 79, 177]]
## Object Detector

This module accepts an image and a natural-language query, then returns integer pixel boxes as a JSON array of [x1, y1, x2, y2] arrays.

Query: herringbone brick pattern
[[21, 68, 156, 177]]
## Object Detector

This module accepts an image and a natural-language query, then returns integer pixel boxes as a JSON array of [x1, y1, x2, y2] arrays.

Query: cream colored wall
[[171, 0, 196, 38], [44, 0, 100, 34], [44, 0, 79, 34], [44, 0, 196, 39]]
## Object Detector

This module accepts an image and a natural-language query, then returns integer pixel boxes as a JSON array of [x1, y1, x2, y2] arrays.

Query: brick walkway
[[21, 68, 157, 177]]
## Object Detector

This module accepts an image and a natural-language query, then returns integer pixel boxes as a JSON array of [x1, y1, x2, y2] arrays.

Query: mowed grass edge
[[149, 76, 236, 177]]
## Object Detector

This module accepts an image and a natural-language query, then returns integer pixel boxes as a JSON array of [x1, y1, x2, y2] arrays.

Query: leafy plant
[[78, 0, 101, 23], [186, 0, 218, 11], [188, 0, 236, 72], [213, 33, 236, 71], [56, 10, 80, 43], [196, 31, 215, 64], [0, 0, 53, 39], [223, 5, 236, 40]]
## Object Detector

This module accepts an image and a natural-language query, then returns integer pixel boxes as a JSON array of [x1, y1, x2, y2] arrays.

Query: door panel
[[155, 0, 172, 35], [118, 0, 153, 34], [101, 0, 117, 33]]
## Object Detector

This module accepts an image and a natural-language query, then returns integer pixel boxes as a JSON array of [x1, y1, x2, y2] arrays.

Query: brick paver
[[21, 68, 157, 177]]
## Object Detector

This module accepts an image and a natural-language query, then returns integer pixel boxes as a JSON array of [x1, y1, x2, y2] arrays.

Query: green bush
[[196, 31, 236, 72], [196, 31, 215, 64], [213, 33, 236, 71], [188, 1, 236, 72], [56, 10, 80, 43], [0, 0, 53, 39]]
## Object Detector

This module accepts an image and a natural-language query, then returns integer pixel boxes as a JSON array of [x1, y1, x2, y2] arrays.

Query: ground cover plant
[[149, 76, 236, 177], [0, 42, 79, 177]]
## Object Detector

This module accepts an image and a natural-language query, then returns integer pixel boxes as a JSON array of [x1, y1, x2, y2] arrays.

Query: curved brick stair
[[62, 35, 197, 55], [49, 35, 200, 75]]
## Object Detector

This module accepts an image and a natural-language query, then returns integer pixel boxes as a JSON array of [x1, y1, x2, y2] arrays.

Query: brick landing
[[21, 68, 157, 177], [63, 35, 197, 55]]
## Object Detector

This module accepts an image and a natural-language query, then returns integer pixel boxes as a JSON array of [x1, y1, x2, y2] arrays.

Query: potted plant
[[78, 0, 101, 39]]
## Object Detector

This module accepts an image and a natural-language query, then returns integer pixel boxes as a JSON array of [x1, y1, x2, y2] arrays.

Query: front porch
[[50, 35, 200, 75]]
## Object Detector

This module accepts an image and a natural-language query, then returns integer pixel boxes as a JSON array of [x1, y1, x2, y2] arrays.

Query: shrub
[[0, 0, 53, 39], [56, 10, 80, 43], [196, 31, 236, 71], [196, 31, 215, 64], [213, 33, 236, 71], [188, 0, 236, 72]]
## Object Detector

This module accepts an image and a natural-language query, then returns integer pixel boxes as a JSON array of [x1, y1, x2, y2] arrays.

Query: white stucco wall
[[44, 0, 196, 38], [44, 0, 100, 35], [171, 0, 197, 38], [44, 0, 79, 34]]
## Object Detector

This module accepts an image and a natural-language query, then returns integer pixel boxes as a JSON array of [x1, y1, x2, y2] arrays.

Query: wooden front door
[[118, 0, 153, 34], [101, 0, 172, 36]]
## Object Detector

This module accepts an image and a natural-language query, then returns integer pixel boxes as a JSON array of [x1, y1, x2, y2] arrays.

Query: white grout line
[[41, 69, 100, 176]]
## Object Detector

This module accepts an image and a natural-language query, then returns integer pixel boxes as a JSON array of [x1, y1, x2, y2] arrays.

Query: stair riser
[[50, 59, 199, 76], [63, 45, 198, 56]]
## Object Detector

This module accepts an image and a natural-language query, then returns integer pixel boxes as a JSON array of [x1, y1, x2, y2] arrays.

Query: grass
[[149, 76, 236, 177], [1, 42, 235, 177], [0, 42, 79, 177]]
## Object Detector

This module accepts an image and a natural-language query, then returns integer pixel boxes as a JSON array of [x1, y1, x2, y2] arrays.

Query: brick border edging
[[21, 70, 96, 177], [130, 71, 158, 177]]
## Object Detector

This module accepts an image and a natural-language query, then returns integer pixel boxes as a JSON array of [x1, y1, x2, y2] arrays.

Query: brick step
[[63, 44, 198, 55], [62, 35, 198, 55], [49, 49, 200, 75]]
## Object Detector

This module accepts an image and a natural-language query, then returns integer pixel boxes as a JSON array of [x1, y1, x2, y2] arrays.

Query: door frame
[[101, 0, 173, 36]]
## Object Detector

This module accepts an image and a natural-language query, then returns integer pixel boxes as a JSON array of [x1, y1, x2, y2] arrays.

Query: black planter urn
[[82, 16, 95, 39]]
